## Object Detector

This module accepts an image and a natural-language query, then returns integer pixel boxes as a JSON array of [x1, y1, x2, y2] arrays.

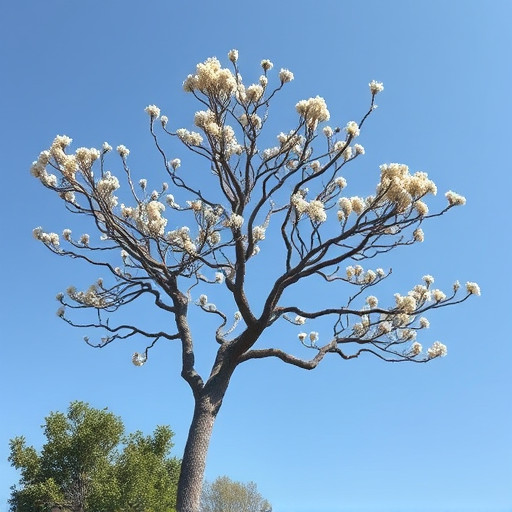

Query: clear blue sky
[[1, 1, 511, 511]]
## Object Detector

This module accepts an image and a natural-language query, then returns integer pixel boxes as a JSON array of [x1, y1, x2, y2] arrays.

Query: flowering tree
[[31, 50, 480, 512]]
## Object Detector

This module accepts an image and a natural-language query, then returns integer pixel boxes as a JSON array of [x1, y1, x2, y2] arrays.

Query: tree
[[116, 426, 180, 511], [201, 476, 271, 512], [8, 401, 180, 512], [30, 50, 480, 512]]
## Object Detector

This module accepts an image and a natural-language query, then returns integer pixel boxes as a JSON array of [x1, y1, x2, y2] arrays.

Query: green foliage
[[116, 426, 180, 511], [8, 401, 180, 512], [201, 476, 271, 512]]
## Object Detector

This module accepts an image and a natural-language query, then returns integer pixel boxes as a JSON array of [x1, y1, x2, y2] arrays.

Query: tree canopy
[[8, 401, 180, 512], [30, 50, 480, 512], [201, 476, 271, 512]]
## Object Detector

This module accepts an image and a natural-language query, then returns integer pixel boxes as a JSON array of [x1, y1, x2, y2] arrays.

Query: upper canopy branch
[[30, 51, 477, 377]]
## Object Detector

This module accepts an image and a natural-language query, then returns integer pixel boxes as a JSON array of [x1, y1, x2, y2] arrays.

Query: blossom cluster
[[145, 104, 160, 119], [122, 200, 168, 237], [445, 190, 466, 206], [132, 352, 147, 366], [176, 128, 204, 146], [298, 331, 319, 345], [33, 227, 60, 247], [66, 284, 107, 308], [295, 96, 330, 130], [31, 136, 102, 187], [376, 163, 438, 213], [465, 282, 480, 296], [369, 80, 384, 95], [427, 341, 447, 358], [183, 57, 238, 99], [167, 226, 197, 254], [224, 213, 244, 229], [96, 171, 120, 208], [337, 196, 366, 220], [346, 265, 385, 284], [291, 191, 327, 223]]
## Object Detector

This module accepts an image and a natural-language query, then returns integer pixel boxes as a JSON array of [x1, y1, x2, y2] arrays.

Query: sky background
[[1, 1, 511, 511]]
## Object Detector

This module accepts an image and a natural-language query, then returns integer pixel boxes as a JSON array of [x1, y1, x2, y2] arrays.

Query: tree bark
[[176, 389, 225, 512]]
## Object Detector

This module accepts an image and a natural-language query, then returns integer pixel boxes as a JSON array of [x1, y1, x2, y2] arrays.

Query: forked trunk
[[176, 391, 223, 512]]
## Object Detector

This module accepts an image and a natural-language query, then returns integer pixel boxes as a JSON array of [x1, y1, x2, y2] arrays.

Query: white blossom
[[422, 275, 434, 286], [296, 96, 330, 129], [413, 228, 424, 242], [338, 197, 352, 216], [364, 270, 377, 283], [465, 281, 481, 296], [279, 68, 294, 83], [346, 121, 360, 137], [369, 80, 384, 95], [394, 293, 417, 314], [323, 126, 333, 137], [431, 289, 446, 302], [209, 231, 221, 245], [176, 129, 203, 146], [117, 145, 129, 158], [379, 321, 392, 334], [366, 296, 378, 308], [183, 57, 237, 98], [354, 144, 365, 155], [96, 172, 120, 208], [427, 341, 447, 358], [252, 225, 266, 241], [132, 352, 147, 366], [350, 196, 365, 215], [343, 146, 353, 161], [419, 317, 430, 328], [145, 105, 160, 119], [307, 200, 327, 223], [246, 84, 264, 103], [261, 59, 273, 71], [415, 200, 429, 216], [224, 213, 244, 229], [445, 190, 466, 206], [410, 341, 422, 356], [228, 49, 239, 63]]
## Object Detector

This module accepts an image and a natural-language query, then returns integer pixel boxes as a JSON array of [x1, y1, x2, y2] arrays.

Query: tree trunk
[[176, 391, 223, 512]]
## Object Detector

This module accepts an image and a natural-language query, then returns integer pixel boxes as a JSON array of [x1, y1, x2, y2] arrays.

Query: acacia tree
[[201, 476, 271, 512], [30, 50, 480, 512]]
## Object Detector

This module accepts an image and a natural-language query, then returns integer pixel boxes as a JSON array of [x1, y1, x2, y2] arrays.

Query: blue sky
[[1, 1, 511, 511]]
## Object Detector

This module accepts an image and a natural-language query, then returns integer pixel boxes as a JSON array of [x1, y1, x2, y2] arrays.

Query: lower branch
[[238, 345, 334, 369]]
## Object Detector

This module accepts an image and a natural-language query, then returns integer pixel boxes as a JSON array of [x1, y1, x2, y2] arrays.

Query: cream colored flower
[[369, 80, 384, 95], [145, 104, 160, 119], [279, 68, 294, 83], [465, 282, 481, 296]]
